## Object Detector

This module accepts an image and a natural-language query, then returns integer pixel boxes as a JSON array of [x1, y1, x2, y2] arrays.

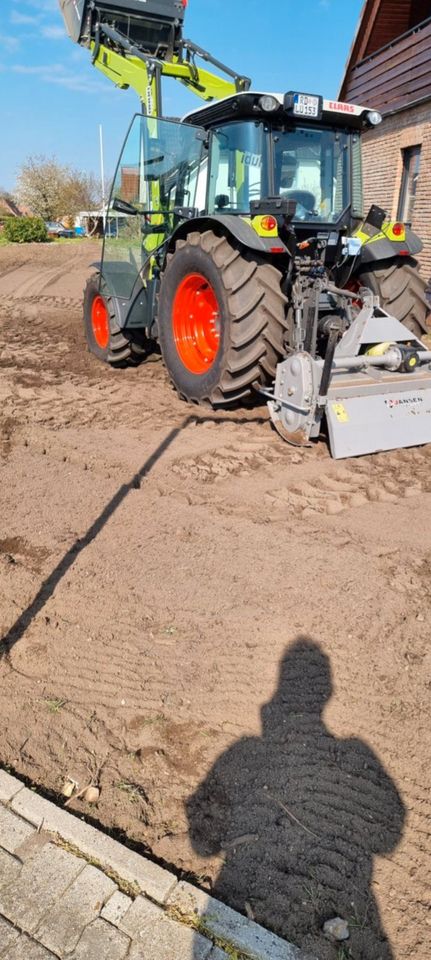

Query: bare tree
[[16, 157, 102, 221]]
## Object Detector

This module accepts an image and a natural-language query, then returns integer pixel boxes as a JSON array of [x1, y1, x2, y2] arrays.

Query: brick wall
[[361, 101, 431, 282]]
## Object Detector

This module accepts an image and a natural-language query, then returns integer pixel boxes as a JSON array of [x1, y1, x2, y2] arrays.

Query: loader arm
[[90, 39, 243, 112], [58, 0, 250, 116]]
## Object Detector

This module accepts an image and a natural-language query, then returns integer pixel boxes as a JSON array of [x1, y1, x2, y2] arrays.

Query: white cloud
[[11, 62, 109, 95], [41, 25, 66, 39], [10, 11, 40, 25], [12, 64, 66, 75], [12, 0, 58, 11], [0, 34, 20, 51]]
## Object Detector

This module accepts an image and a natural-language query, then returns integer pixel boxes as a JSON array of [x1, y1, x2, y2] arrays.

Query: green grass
[[140, 713, 165, 726], [40, 696, 67, 714], [115, 780, 147, 803], [50, 237, 86, 244]]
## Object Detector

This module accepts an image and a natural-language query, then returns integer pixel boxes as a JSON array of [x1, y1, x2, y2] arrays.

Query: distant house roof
[[340, 0, 431, 97], [0, 195, 23, 217]]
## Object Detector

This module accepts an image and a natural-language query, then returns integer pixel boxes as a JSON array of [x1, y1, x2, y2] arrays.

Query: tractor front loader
[[59, 0, 431, 458]]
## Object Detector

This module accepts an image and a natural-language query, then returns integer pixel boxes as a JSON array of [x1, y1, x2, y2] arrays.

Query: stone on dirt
[[323, 917, 350, 941]]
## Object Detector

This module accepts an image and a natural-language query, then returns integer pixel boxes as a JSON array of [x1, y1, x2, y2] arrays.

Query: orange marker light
[[261, 215, 277, 232], [392, 222, 404, 237]]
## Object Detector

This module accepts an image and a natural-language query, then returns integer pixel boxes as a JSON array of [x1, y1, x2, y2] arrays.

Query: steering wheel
[[282, 189, 317, 220], [294, 201, 318, 221]]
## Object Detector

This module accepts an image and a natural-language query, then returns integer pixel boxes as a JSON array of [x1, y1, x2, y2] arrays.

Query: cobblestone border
[[0, 769, 314, 960]]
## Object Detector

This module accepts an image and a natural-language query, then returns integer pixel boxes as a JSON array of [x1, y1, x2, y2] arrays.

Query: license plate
[[293, 94, 319, 118]]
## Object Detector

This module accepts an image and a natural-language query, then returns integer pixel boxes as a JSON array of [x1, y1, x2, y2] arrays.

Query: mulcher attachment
[[268, 291, 431, 459], [59, 0, 186, 57]]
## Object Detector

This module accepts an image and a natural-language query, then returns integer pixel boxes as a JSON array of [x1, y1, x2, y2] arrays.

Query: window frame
[[397, 144, 422, 225]]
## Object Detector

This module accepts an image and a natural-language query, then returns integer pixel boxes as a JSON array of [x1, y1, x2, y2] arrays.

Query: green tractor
[[59, 0, 431, 458]]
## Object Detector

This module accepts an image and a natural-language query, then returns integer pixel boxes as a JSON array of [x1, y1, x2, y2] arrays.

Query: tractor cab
[[183, 91, 380, 238]]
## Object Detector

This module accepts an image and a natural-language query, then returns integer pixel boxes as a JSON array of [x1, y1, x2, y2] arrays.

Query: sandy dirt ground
[[0, 242, 430, 960]]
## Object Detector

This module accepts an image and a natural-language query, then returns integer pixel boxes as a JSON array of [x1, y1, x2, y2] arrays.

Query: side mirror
[[215, 194, 230, 209], [112, 196, 139, 216]]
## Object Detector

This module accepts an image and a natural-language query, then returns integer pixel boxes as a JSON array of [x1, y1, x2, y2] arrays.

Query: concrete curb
[[0, 769, 315, 960]]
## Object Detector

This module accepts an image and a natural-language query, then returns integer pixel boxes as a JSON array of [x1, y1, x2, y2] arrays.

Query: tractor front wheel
[[157, 230, 287, 405], [355, 257, 429, 339], [83, 274, 147, 367]]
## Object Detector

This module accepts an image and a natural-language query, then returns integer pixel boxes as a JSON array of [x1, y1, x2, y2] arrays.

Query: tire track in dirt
[[168, 437, 431, 522], [0, 254, 84, 299]]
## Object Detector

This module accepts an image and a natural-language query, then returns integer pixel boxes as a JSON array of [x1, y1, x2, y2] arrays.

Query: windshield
[[208, 122, 351, 223]]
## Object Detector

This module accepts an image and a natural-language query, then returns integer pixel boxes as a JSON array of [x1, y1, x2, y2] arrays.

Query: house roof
[[0, 195, 23, 217], [340, 0, 431, 99]]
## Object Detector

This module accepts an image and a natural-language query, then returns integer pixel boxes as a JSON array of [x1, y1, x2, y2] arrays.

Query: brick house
[[339, 0, 431, 283]]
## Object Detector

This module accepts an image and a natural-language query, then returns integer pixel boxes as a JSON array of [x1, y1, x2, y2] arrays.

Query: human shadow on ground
[[188, 639, 405, 960]]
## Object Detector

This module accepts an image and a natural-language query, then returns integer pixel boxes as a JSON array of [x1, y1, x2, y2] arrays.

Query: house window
[[397, 145, 421, 224]]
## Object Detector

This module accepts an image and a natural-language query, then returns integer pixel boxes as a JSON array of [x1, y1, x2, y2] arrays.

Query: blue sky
[[0, 0, 363, 192]]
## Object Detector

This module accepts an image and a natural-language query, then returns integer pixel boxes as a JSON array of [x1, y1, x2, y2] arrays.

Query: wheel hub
[[172, 273, 220, 374]]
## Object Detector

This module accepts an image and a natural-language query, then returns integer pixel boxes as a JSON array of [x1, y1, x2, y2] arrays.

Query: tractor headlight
[[367, 110, 382, 125], [259, 95, 279, 113]]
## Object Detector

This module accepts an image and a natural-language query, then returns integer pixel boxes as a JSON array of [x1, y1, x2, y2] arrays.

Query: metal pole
[[99, 124, 106, 234]]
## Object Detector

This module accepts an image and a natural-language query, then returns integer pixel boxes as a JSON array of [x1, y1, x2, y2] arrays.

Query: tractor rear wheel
[[83, 273, 147, 367], [356, 256, 429, 339], [157, 230, 287, 405]]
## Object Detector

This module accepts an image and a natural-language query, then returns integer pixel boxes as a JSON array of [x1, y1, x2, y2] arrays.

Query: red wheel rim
[[172, 273, 220, 374], [91, 295, 110, 349]]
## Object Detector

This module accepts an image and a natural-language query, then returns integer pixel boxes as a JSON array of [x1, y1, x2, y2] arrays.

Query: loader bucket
[[58, 0, 186, 55]]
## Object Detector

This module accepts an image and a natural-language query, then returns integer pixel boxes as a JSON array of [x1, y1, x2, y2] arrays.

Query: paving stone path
[[0, 770, 313, 960]]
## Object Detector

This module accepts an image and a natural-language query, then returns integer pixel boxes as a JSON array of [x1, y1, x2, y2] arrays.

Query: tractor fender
[[168, 215, 288, 255], [360, 227, 423, 265], [93, 263, 153, 331]]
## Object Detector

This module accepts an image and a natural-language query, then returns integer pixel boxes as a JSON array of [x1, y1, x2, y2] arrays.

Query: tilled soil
[[0, 242, 430, 959]]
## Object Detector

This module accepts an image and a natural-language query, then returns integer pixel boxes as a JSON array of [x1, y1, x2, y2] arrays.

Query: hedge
[[4, 217, 48, 243]]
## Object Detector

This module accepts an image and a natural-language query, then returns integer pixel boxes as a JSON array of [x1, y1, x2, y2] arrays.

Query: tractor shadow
[[0, 411, 267, 657], [188, 639, 405, 960]]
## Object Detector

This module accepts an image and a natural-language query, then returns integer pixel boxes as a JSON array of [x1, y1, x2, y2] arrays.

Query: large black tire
[[83, 273, 147, 367], [356, 257, 429, 339], [157, 230, 287, 405]]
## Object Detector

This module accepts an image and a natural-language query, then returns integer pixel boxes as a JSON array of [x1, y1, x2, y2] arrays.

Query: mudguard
[[356, 224, 423, 266], [96, 262, 155, 331], [169, 215, 288, 255]]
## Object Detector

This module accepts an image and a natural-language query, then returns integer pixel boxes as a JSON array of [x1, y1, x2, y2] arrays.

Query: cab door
[[102, 114, 207, 313]]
